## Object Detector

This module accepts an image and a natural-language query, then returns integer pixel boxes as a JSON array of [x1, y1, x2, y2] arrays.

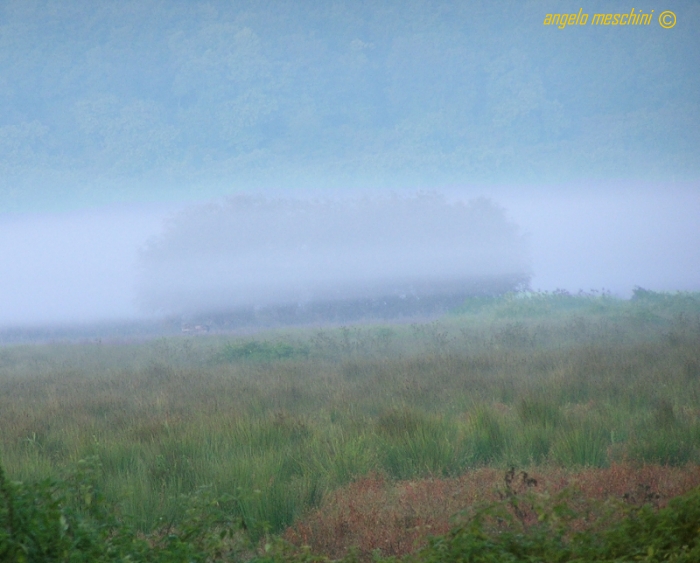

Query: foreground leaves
[[2, 457, 700, 562], [0, 457, 248, 563]]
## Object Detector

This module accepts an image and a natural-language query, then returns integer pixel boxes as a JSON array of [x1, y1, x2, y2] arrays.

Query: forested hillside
[[2, 0, 699, 211]]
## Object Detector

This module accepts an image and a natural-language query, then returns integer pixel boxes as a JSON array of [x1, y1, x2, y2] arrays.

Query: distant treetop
[[137, 194, 531, 317]]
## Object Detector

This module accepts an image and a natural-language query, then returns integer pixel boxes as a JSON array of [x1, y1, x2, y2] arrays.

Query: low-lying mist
[[2, 185, 698, 330], [136, 194, 531, 317]]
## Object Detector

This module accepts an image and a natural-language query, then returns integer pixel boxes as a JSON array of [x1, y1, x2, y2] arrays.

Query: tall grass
[[0, 290, 699, 538]]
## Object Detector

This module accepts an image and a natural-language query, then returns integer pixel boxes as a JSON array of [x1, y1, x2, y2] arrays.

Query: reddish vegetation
[[284, 464, 700, 561]]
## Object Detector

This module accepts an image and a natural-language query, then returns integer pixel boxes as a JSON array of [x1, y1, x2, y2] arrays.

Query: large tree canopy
[[137, 194, 530, 319]]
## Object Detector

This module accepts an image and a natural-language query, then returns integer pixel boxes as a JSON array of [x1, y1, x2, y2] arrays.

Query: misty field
[[1, 289, 700, 561]]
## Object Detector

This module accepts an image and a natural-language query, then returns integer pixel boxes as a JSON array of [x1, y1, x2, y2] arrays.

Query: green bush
[[0, 457, 248, 563], [407, 486, 700, 563]]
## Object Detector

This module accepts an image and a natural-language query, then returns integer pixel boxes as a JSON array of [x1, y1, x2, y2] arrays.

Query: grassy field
[[1, 289, 700, 560]]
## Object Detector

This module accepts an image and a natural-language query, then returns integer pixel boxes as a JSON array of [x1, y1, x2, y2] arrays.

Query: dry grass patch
[[284, 464, 700, 561]]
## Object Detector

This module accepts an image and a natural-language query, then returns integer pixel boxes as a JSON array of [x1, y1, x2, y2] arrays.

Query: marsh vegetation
[[1, 289, 699, 560]]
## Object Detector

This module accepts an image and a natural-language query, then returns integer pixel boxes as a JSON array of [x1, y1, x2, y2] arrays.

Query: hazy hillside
[[2, 0, 699, 211]]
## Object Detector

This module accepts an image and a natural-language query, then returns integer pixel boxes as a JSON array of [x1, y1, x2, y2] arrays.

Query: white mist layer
[[137, 195, 530, 315], [1, 186, 699, 327]]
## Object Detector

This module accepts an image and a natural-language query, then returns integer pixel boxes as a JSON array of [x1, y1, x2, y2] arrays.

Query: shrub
[[0, 457, 248, 563]]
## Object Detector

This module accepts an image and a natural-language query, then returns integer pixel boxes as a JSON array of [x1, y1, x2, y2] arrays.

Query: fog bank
[[1, 186, 698, 328], [137, 194, 530, 316]]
